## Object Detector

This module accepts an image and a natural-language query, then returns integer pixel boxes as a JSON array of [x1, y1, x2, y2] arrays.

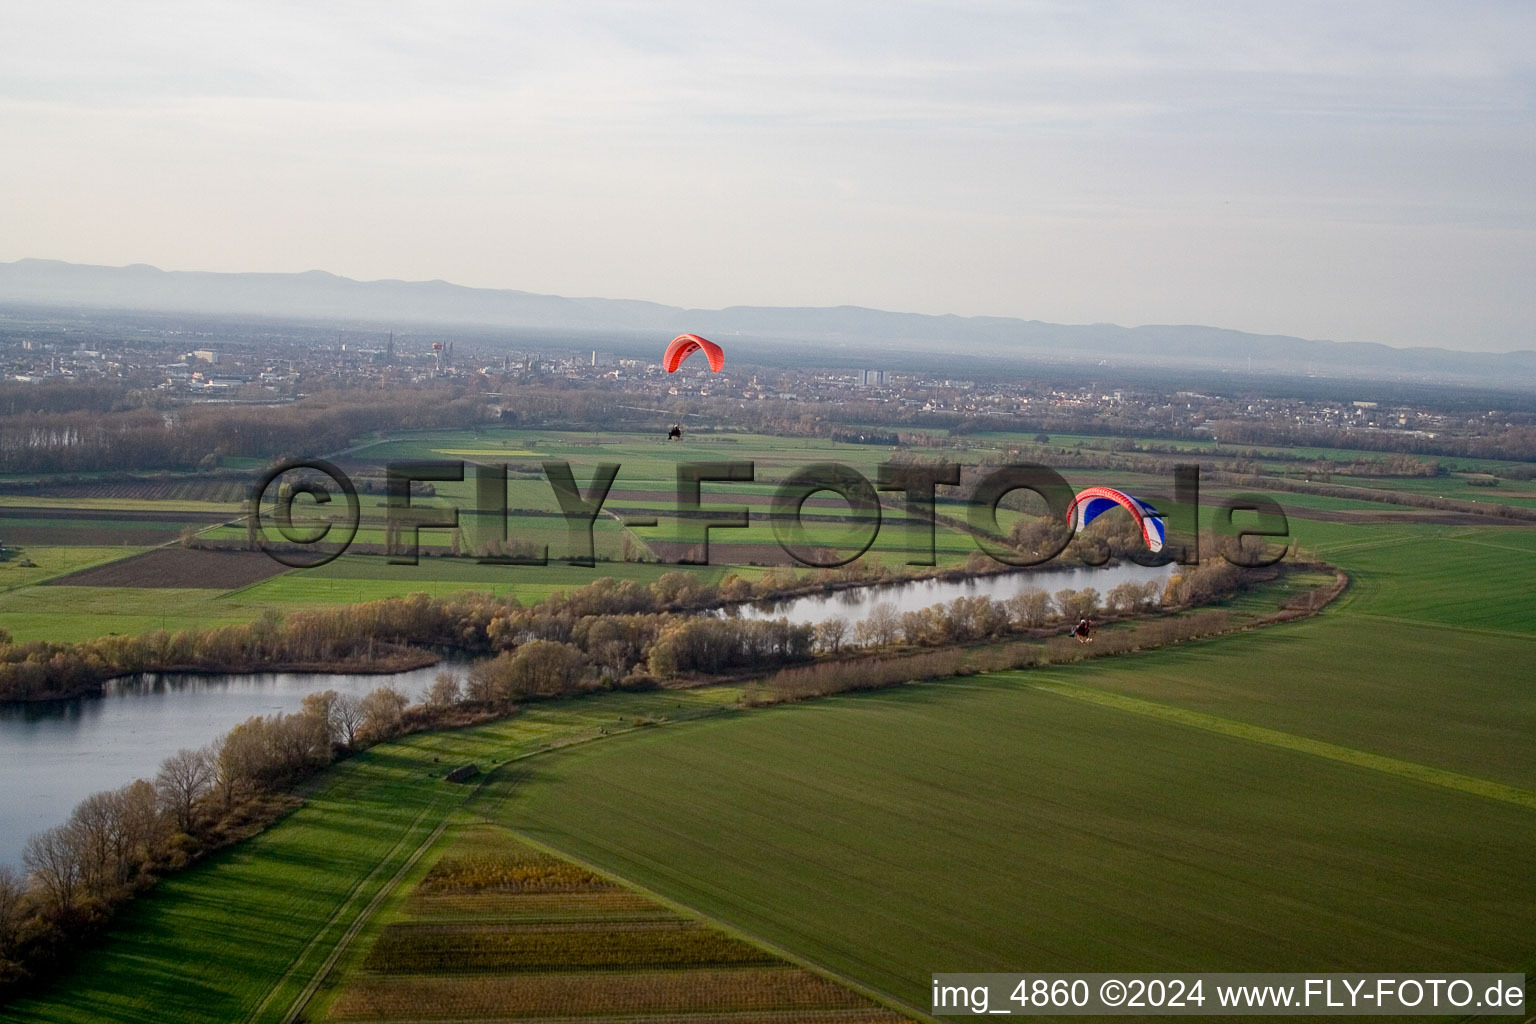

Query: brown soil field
[[4, 480, 249, 502], [606, 489, 873, 509], [0, 525, 182, 545], [0, 506, 228, 523], [642, 541, 802, 566], [1278, 506, 1533, 526], [43, 548, 289, 589]]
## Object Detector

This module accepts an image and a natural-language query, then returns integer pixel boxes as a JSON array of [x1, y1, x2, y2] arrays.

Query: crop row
[[408, 888, 666, 923], [418, 851, 616, 893], [47, 480, 248, 502], [362, 921, 779, 973], [328, 966, 874, 1020]]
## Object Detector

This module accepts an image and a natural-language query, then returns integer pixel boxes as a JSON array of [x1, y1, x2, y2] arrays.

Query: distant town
[[3, 304, 1534, 470]]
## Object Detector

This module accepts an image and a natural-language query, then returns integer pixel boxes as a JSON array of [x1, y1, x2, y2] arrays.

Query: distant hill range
[[2, 258, 1532, 387]]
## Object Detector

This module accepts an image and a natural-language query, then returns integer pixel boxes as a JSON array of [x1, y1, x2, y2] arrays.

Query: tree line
[[0, 385, 490, 473]]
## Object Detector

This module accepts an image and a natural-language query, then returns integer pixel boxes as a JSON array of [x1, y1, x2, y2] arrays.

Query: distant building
[[190, 349, 218, 364], [858, 369, 888, 387]]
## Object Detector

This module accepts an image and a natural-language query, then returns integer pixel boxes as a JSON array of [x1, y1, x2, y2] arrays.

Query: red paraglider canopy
[[663, 334, 725, 373]]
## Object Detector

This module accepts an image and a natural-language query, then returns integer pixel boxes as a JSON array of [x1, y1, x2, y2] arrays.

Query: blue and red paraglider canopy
[[1066, 487, 1166, 553], [663, 334, 724, 373]]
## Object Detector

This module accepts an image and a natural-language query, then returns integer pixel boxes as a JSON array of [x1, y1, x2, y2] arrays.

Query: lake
[[0, 663, 453, 868]]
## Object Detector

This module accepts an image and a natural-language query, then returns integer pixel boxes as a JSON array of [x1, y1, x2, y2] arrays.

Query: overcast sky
[[1, 1, 1532, 351]]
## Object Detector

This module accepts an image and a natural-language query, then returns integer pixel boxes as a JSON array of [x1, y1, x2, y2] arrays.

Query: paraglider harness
[[1072, 618, 1094, 644], [667, 424, 683, 441]]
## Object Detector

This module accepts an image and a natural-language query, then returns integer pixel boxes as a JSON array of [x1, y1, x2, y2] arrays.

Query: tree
[[215, 723, 264, 806], [24, 824, 85, 915], [650, 570, 699, 606], [270, 712, 330, 773], [115, 779, 162, 879], [424, 671, 461, 708], [1107, 580, 1163, 615], [358, 686, 410, 741], [1106, 581, 1142, 615], [899, 609, 935, 645], [1054, 588, 1101, 623], [69, 790, 125, 895], [814, 617, 848, 653], [0, 864, 28, 962], [156, 746, 214, 833], [300, 689, 340, 748], [332, 693, 365, 748], [853, 603, 901, 647], [463, 661, 502, 703], [1006, 588, 1053, 627], [1008, 517, 1072, 563], [494, 640, 589, 698]]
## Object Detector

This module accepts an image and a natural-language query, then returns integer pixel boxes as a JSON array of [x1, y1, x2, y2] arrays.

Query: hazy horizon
[[9, 255, 1536, 363], [2, 2, 1532, 352]]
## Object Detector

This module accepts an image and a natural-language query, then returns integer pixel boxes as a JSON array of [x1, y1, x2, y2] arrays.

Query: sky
[[1, 1, 1532, 351]]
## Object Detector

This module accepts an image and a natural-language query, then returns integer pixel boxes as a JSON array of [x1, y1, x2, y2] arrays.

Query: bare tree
[[358, 686, 410, 741], [1054, 587, 1101, 623], [1006, 588, 1053, 628], [24, 824, 85, 915], [214, 722, 263, 807], [156, 746, 214, 833], [853, 602, 901, 647], [463, 662, 501, 703], [423, 671, 461, 708], [899, 609, 934, 646], [1106, 581, 1143, 615], [332, 693, 364, 748], [814, 617, 848, 653], [299, 689, 340, 747], [69, 790, 124, 894], [116, 779, 162, 878]]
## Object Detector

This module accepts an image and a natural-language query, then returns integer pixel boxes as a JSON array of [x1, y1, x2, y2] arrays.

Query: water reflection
[[733, 562, 1176, 627], [0, 663, 458, 868]]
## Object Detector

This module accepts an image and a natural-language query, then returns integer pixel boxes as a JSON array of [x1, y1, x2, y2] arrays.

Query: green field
[[492, 673, 1536, 1009], [6, 426, 1535, 1022]]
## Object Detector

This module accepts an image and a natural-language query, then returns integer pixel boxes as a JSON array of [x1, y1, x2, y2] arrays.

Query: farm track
[[246, 788, 459, 1024], [1029, 677, 1536, 811], [276, 816, 454, 1024]]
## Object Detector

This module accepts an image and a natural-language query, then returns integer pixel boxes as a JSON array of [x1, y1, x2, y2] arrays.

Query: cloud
[[1, 1, 1532, 349]]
